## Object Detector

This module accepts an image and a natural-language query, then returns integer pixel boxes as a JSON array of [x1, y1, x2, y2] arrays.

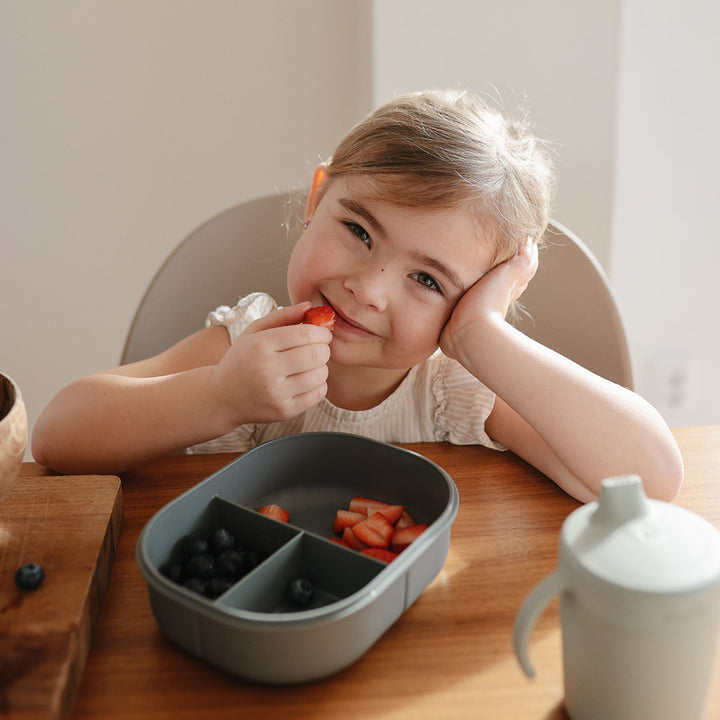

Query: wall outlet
[[645, 350, 698, 418]]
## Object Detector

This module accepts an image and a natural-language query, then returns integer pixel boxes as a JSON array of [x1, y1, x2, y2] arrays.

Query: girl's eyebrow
[[338, 196, 466, 292], [410, 251, 466, 292], [338, 197, 386, 236]]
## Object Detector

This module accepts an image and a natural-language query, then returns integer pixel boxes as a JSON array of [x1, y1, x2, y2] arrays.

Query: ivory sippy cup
[[513, 475, 720, 720]]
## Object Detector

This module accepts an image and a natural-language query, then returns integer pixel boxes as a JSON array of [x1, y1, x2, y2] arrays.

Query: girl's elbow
[[31, 415, 75, 474], [30, 425, 60, 472], [644, 437, 684, 502]]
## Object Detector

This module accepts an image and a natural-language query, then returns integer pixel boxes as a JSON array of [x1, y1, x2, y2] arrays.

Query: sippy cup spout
[[593, 474, 649, 526]]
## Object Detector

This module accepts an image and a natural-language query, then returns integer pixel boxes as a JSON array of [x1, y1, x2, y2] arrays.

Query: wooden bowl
[[0, 374, 27, 502]]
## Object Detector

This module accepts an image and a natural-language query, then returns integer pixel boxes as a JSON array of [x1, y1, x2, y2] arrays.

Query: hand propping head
[[439, 238, 538, 360]]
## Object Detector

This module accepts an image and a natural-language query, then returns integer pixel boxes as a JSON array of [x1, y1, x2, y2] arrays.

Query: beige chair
[[121, 192, 633, 389]]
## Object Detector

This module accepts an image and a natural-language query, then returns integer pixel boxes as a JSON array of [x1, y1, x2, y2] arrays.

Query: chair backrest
[[121, 193, 633, 389], [511, 220, 633, 388], [121, 193, 295, 365]]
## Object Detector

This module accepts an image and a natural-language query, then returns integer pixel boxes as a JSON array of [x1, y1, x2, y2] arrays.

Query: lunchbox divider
[[216, 532, 385, 614], [215, 534, 304, 612]]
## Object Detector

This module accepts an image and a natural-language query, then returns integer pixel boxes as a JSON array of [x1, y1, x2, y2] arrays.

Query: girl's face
[[287, 172, 496, 373]]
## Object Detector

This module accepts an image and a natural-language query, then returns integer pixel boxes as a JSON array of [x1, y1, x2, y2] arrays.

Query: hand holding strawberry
[[209, 302, 333, 429]]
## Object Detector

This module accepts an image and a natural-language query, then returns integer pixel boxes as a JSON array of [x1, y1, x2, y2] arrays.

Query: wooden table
[[17, 426, 720, 719]]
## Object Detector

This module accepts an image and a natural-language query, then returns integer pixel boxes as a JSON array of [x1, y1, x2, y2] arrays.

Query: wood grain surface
[[0, 474, 122, 719]]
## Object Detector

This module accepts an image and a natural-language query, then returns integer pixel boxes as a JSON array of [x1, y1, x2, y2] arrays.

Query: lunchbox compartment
[[147, 497, 300, 581], [218, 533, 384, 614], [212, 433, 451, 535]]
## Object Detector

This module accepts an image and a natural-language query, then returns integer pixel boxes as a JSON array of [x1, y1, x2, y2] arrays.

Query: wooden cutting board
[[0, 471, 123, 719]]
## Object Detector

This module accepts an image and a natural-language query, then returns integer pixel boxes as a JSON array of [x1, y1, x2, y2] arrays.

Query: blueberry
[[208, 527, 236, 555], [182, 577, 208, 595], [286, 578, 313, 607], [205, 576, 233, 599], [15, 562, 45, 591], [245, 549, 264, 571], [182, 533, 209, 559], [159, 562, 184, 583], [184, 553, 215, 580], [215, 549, 247, 580]]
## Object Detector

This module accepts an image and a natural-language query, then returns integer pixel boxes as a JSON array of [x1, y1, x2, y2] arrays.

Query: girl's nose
[[343, 264, 390, 311]]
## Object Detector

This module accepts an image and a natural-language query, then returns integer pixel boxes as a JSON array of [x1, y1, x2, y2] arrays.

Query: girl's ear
[[304, 163, 329, 224]]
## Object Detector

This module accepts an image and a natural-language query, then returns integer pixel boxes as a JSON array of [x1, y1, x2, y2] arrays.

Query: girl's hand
[[440, 239, 538, 361], [210, 302, 333, 426]]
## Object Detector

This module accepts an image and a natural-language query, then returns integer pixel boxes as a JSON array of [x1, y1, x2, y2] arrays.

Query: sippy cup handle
[[513, 570, 566, 678]]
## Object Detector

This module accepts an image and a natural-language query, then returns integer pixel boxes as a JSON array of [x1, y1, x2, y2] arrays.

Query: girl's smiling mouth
[[321, 296, 379, 338]]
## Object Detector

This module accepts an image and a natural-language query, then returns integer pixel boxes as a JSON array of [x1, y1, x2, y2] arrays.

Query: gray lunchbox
[[136, 432, 459, 684]]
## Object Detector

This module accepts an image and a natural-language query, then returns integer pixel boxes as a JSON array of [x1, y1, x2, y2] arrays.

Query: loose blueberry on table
[[15, 562, 45, 591]]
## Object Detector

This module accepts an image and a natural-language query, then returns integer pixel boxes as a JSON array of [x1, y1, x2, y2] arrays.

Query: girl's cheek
[[286, 249, 310, 303]]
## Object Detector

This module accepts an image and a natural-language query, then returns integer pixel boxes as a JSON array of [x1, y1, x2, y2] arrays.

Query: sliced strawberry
[[373, 505, 405, 525], [395, 509, 417, 528], [348, 496, 386, 515], [333, 509, 366, 534], [303, 306, 335, 330], [352, 512, 394, 549], [361, 548, 399, 563], [348, 496, 404, 524], [256, 504, 290, 523], [329, 537, 351, 548], [342, 526, 367, 551], [390, 523, 429, 552]]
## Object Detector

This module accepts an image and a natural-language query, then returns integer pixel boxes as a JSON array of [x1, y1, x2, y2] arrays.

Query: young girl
[[32, 90, 683, 503]]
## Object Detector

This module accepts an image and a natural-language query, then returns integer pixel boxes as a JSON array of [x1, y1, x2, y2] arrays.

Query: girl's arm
[[32, 303, 332, 475], [440, 241, 683, 503]]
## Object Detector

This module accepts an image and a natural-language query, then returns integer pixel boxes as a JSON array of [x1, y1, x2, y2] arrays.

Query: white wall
[[610, 0, 720, 426], [372, 0, 620, 269], [1, 1, 371, 458]]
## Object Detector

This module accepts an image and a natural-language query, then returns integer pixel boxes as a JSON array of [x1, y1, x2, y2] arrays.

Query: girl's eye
[[411, 271, 442, 294], [343, 221, 371, 247]]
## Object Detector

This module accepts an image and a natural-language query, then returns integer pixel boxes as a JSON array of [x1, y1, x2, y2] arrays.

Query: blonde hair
[[325, 89, 556, 264]]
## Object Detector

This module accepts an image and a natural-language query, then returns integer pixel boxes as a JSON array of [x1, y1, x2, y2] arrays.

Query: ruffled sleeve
[[205, 292, 278, 343], [429, 353, 506, 450]]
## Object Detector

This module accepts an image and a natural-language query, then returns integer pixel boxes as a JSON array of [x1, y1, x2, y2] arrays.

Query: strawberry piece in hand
[[303, 306, 335, 330]]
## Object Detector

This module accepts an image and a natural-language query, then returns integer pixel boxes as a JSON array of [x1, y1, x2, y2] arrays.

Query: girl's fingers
[[507, 240, 538, 302], [246, 302, 312, 333]]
